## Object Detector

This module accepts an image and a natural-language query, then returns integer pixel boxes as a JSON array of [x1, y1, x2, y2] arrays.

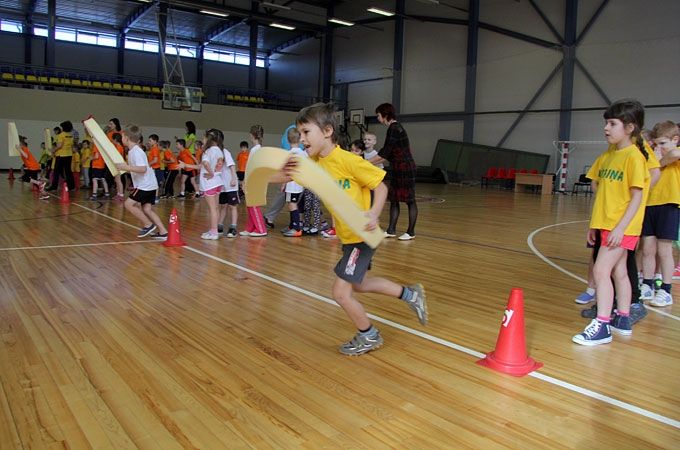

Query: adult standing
[[184, 121, 197, 194], [368, 103, 418, 240], [47, 121, 75, 191]]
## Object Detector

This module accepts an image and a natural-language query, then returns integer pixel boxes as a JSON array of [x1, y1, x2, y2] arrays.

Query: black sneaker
[[265, 218, 275, 229], [217, 224, 224, 234], [581, 304, 597, 319], [152, 232, 168, 240], [137, 224, 157, 238], [177, 193, 186, 199], [629, 302, 647, 325]]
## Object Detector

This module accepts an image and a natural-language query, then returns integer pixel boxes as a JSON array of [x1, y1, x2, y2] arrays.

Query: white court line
[[527, 221, 680, 322], [66, 200, 680, 429], [0, 241, 154, 252]]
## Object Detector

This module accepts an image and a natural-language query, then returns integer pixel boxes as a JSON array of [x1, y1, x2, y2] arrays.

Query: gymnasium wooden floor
[[0, 179, 678, 449]]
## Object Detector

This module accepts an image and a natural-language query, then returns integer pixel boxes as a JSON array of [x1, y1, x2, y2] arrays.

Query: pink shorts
[[600, 230, 639, 251], [203, 185, 222, 197]]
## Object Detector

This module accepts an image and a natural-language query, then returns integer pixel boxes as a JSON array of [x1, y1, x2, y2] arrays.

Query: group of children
[[572, 99, 679, 346]]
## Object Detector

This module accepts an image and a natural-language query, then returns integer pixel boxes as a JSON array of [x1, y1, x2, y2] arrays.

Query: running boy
[[287, 102, 427, 355], [114, 125, 168, 239]]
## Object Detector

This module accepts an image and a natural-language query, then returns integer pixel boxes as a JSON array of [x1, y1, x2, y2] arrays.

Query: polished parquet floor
[[0, 180, 678, 449]]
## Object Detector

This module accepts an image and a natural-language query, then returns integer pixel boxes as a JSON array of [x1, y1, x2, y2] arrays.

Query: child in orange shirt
[[111, 133, 126, 201], [236, 140, 249, 198], [176, 139, 198, 198], [161, 140, 179, 198], [89, 143, 110, 200], [147, 134, 163, 201], [17, 137, 47, 196]]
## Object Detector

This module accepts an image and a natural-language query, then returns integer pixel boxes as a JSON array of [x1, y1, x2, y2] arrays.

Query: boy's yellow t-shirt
[[71, 152, 81, 172], [587, 144, 648, 235], [54, 132, 74, 157], [648, 154, 680, 206], [315, 145, 386, 244], [80, 147, 92, 169]]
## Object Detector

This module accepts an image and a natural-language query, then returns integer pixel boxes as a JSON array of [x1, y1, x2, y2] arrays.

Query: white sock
[[586, 287, 595, 296]]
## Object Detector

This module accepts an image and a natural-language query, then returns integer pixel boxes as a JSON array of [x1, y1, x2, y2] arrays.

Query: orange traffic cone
[[59, 182, 70, 204], [163, 208, 186, 247], [477, 288, 543, 377], [8, 168, 15, 180]]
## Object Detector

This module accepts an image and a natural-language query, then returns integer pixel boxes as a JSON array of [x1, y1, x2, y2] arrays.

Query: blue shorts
[[642, 204, 679, 240], [154, 168, 165, 184], [334, 243, 374, 284]]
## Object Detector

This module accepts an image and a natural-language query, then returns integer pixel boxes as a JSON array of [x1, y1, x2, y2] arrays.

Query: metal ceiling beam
[[268, 32, 316, 55], [527, 0, 564, 44], [392, 0, 405, 114], [203, 18, 245, 45], [248, 2, 258, 89], [576, 0, 609, 45], [121, 3, 156, 34], [45, 0, 56, 67], [463, 0, 479, 143], [558, 0, 578, 142], [575, 58, 610, 105]]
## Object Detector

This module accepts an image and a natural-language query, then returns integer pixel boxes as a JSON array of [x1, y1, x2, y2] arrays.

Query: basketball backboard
[[162, 84, 203, 112]]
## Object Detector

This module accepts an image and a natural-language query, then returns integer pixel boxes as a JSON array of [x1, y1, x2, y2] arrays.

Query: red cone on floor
[[477, 288, 543, 377], [163, 208, 186, 247], [8, 168, 15, 180], [59, 182, 70, 204]]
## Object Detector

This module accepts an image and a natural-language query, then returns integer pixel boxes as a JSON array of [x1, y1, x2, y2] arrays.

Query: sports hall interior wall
[[0, 86, 296, 169]]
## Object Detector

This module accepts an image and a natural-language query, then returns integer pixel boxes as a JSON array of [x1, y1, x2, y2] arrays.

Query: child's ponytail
[[635, 134, 648, 161]]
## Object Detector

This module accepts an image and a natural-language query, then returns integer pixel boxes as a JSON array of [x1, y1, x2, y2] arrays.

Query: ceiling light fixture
[[261, 1, 292, 10], [328, 18, 354, 26], [199, 10, 229, 18], [367, 7, 395, 17], [270, 23, 295, 30]]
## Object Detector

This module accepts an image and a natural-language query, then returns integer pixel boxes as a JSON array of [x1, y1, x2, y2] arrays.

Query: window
[[165, 44, 196, 58], [125, 37, 158, 53], [76, 30, 117, 47], [55, 28, 76, 42], [0, 19, 23, 33], [33, 26, 48, 37], [77, 31, 97, 45], [234, 53, 250, 65], [97, 34, 117, 48]]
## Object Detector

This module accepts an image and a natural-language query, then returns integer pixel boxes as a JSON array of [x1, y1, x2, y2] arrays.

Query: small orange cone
[[163, 208, 186, 247], [59, 182, 70, 204], [477, 288, 542, 376], [8, 168, 15, 180]]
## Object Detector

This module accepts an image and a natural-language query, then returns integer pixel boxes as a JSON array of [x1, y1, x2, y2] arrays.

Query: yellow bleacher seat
[[60, 78, 71, 86], [123, 84, 132, 91], [71, 79, 82, 87], [38, 76, 48, 83], [142, 86, 151, 93], [102, 82, 111, 89], [81, 80, 91, 87], [234, 95, 243, 101], [151, 86, 161, 94], [2, 73, 13, 81], [48, 76, 60, 85], [23, 75, 33, 82], [112, 83, 123, 90], [227, 94, 235, 101], [132, 85, 142, 92], [91, 81, 103, 88]]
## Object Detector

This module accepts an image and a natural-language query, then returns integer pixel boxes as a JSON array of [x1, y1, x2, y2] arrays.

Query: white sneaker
[[383, 231, 396, 238], [398, 233, 415, 241], [639, 283, 654, 301], [249, 231, 267, 237], [201, 231, 219, 240], [649, 289, 673, 307], [239, 230, 251, 236]]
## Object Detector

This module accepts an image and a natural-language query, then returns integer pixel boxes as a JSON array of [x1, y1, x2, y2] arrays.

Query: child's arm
[[607, 187, 643, 247], [366, 154, 386, 165], [17, 144, 27, 159], [229, 165, 237, 186], [659, 148, 680, 167], [365, 182, 388, 231], [178, 160, 201, 170], [649, 167, 661, 188], [114, 163, 147, 174], [148, 154, 159, 166]]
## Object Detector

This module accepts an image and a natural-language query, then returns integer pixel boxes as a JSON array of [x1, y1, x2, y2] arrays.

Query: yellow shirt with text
[[80, 147, 92, 169], [315, 146, 385, 244], [71, 152, 81, 172], [587, 144, 648, 235], [647, 153, 680, 206], [54, 132, 74, 157]]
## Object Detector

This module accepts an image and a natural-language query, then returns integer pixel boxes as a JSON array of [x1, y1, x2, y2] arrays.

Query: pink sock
[[596, 316, 610, 323]]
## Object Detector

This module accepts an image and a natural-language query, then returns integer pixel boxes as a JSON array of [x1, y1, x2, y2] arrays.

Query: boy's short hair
[[176, 138, 186, 147], [287, 127, 301, 145], [81, 139, 90, 145], [111, 133, 123, 144], [651, 121, 680, 140], [123, 125, 142, 144], [240, 140, 249, 148], [296, 102, 338, 143], [160, 140, 170, 149], [60, 121, 73, 132], [149, 134, 159, 142], [250, 124, 264, 141]]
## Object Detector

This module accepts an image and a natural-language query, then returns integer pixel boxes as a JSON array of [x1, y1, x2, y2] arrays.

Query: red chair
[[529, 169, 538, 174], [519, 169, 528, 174], [481, 167, 498, 187]]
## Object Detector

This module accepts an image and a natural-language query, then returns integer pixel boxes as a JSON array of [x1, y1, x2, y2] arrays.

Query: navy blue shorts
[[334, 242, 374, 284], [154, 168, 165, 184], [642, 204, 679, 240]]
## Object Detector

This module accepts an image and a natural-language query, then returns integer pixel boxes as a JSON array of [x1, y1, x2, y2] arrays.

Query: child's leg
[[406, 200, 418, 236], [190, 175, 198, 193], [332, 277, 371, 331], [641, 235, 657, 280], [218, 204, 227, 226], [206, 195, 219, 233], [179, 174, 187, 194], [657, 240, 674, 284], [387, 201, 400, 233], [593, 245, 627, 319], [250, 206, 266, 234], [102, 178, 109, 194], [73, 171, 80, 191], [114, 174, 124, 196], [124, 198, 153, 227], [612, 251, 632, 315], [229, 205, 238, 228], [141, 203, 168, 234], [83, 168, 90, 188]]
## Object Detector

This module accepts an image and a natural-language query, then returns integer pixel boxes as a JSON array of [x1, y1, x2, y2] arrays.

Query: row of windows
[[0, 18, 266, 68]]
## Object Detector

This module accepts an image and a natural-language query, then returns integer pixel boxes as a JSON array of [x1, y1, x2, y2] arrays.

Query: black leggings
[[53, 156, 75, 190], [164, 170, 179, 196], [387, 201, 418, 236]]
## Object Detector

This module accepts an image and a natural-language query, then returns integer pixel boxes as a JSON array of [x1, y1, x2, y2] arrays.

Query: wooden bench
[[514, 173, 553, 195]]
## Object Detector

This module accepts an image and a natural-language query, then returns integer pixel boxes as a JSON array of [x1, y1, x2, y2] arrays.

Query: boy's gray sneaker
[[339, 331, 384, 356], [408, 283, 428, 325], [629, 302, 647, 325]]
